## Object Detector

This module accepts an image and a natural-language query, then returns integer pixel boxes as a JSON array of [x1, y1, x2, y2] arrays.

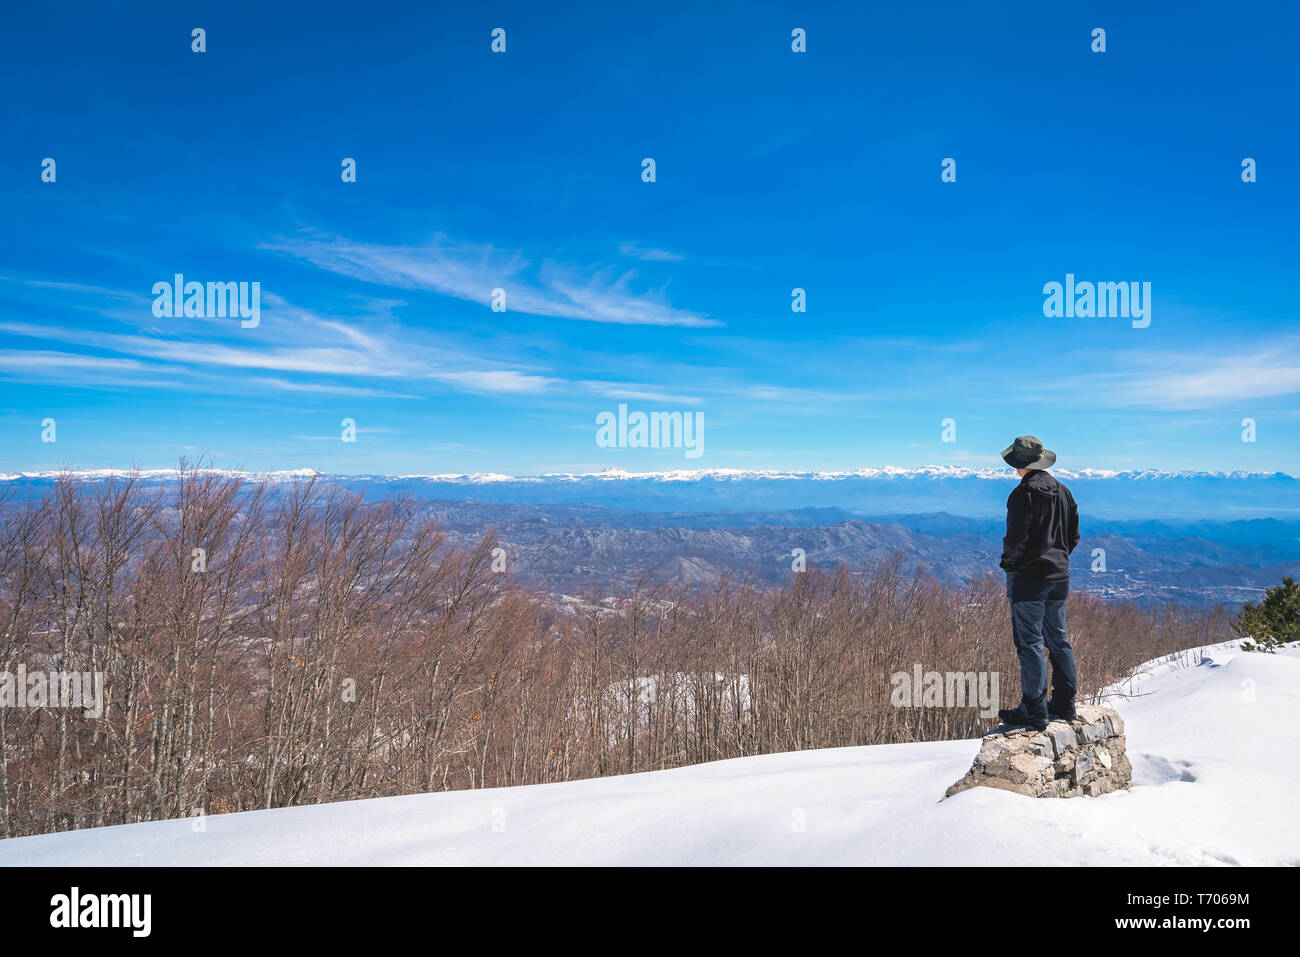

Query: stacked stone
[[944, 705, 1132, 799]]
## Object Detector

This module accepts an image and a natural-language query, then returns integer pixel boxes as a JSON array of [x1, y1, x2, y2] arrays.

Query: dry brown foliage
[[0, 468, 1229, 838]]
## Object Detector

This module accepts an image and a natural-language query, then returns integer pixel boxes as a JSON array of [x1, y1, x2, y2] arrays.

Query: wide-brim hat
[[1001, 435, 1056, 470]]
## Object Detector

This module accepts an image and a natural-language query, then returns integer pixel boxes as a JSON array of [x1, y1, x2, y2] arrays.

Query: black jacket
[[999, 470, 1079, 580]]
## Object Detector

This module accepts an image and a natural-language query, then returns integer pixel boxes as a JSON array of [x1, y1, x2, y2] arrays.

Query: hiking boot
[[997, 706, 1048, 732], [1047, 699, 1077, 722]]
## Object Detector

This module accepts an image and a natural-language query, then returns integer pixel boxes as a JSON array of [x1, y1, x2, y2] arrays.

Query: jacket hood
[[1021, 469, 1059, 495]]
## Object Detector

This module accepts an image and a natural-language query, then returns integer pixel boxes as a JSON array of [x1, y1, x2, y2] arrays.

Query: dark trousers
[[1006, 571, 1077, 717]]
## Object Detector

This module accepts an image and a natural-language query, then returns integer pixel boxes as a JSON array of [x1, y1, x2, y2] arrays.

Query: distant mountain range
[[407, 501, 1300, 610], [4, 469, 1296, 608], [3, 467, 1298, 520]]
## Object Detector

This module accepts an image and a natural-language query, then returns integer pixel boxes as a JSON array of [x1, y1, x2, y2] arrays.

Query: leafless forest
[[0, 469, 1229, 839]]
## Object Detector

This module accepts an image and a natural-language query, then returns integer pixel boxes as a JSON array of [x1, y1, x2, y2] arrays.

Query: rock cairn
[[944, 705, 1132, 799]]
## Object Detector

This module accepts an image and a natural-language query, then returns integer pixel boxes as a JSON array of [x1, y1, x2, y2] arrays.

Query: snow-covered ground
[[3, 640, 1296, 866]]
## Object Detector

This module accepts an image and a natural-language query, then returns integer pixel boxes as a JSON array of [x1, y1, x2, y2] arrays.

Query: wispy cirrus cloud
[[250, 377, 419, 399], [265, 233, 719, 328], [0, 275, 152, 305], [0, 348, 196, 391], [618, 242, 684, 262], [1050, 338, 1300, 410], [0, 349, 155, 372], [0, 310, 556, 396], [292, 425, 402, 441], [577, 380, 702, 404]]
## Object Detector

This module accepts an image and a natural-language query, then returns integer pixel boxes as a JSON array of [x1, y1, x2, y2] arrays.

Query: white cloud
[[618, 242, 684, 262], [0, 349, 151, 372], [265, 233, 719, 328], [0, 318, 554, 397], [1052, 338, 1300, 410], [578, 380, 702, 404]]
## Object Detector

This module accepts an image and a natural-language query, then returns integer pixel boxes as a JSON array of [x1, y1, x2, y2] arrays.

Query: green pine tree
[[1233, 576, 1300, 653]]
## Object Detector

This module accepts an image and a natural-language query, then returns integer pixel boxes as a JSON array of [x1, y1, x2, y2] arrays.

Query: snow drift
[[1, 640, 1296, 866]]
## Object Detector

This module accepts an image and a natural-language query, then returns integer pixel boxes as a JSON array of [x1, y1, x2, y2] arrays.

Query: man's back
[[999, 469, 1080, 580], [996, 436, 1080, 730]]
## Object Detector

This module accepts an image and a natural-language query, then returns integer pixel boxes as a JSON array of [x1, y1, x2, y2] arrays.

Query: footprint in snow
[[1133, 754, 1197, 786]]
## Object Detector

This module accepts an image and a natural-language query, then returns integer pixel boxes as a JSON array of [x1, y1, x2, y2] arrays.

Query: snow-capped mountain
[[3, 466, 1295, 519]]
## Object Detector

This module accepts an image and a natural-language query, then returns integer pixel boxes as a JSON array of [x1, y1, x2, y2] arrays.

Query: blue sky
[[2, 0, 1298, 476]]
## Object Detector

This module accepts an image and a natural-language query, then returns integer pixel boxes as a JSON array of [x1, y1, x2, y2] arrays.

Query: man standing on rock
[[996, 436, 1080, 732]]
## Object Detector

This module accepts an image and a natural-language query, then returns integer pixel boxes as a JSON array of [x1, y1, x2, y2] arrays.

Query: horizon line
[[2, 465, 1296, 483]]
